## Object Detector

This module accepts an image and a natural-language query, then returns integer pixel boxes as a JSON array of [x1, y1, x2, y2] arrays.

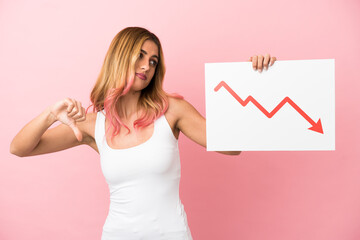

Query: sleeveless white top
[[94, 110, 193, 240]]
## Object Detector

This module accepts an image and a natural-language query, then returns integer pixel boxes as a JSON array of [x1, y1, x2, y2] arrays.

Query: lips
[[136, 73, 147, 80]]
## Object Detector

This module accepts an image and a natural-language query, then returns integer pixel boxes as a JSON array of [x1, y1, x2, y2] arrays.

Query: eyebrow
[[141, 49, 159, 60]]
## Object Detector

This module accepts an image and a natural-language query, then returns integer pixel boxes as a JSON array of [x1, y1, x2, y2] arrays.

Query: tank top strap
[[94, 110, 107, 154], [94, 111, 178, 154], [155, 114, 179, 145]]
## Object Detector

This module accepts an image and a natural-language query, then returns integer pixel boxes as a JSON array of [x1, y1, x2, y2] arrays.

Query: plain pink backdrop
[[1, 0, 360, 239]]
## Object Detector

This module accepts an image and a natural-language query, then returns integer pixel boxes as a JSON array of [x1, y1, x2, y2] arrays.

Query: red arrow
[[214, 81, 324, 134]]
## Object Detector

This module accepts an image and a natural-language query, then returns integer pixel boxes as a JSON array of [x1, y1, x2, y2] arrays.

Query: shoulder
[[166, 96, 206, 146], [166, 96, 201, 128], [167, 96, 193, 118], [167, 96, 194, 112]]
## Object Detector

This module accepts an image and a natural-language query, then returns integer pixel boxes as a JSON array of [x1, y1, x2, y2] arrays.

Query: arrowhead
[[308, 119, 323, 134]]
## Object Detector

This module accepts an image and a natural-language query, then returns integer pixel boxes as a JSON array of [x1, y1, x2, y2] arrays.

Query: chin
[[131, 83, 150, 92]]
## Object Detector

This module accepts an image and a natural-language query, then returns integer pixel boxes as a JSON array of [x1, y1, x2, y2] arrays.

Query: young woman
[[10, 27, 276, 240]]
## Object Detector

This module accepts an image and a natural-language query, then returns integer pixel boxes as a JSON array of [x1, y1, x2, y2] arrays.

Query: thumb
[[68, 121, 83, 142]]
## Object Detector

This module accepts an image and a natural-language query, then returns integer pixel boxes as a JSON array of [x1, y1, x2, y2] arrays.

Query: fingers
[[73, 101, 86, 121], [66, 98, 77, 117], [250, 54, 277, 72], [257, 55, 264, 73], [65, 98, 86, 121], [264, 54, 270, 70], [270, 56, 277, 66], [65, 98, 85, 142], [63, 98, 75, 113], [252, 55, 258, 70]]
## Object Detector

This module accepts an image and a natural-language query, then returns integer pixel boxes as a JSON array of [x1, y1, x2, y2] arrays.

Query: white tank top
[[94, 110, 193, 240]]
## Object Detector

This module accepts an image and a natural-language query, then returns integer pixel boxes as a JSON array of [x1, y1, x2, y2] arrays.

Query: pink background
[[1, 0, 360, 239]]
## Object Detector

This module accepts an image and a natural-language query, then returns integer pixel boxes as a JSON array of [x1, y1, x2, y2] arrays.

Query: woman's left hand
[[249, 54, 277, 73]]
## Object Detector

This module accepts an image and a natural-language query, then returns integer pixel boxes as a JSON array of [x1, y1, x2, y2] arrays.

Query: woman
[[10, 27, 276, 239]]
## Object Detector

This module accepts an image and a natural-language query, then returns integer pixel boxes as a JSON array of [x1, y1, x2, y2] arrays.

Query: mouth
[[135, 73, 147, 80]]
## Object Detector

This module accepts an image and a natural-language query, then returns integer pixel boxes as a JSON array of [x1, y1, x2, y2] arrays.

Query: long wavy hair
[[86, 27, 183, 144]]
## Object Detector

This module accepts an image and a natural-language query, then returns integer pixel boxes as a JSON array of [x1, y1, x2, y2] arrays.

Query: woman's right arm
[[10, 98, 91, 157]]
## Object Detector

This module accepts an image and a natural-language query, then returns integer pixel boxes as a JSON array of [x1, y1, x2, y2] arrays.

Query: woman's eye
[[150, 60, 158, 66], [138, 53, 157, 66]]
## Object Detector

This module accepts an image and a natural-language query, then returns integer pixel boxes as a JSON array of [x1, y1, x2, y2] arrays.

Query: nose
[[140, 58, 150, 72]]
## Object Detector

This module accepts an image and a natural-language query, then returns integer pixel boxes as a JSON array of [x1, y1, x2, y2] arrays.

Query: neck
[[117, 90, 142, 120]]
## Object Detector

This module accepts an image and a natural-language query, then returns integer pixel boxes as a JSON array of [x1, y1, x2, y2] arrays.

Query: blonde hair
[[86, 27, 183, 144]]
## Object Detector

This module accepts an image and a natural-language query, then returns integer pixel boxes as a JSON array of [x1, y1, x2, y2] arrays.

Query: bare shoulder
[[166, 95, 206, 147], [167, 96, 193, 114], [166, 96, 201, 129], [167, 96, 186, 121], [165, 97, 187, 139]]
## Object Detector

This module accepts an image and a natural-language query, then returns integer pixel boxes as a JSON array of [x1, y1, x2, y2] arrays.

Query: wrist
[[43, 107, 57, 125]]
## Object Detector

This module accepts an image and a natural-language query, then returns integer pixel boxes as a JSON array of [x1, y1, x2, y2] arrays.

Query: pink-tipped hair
[[86, 27, 183, 146]]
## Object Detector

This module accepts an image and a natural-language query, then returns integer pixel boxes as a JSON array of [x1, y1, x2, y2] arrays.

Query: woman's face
[[132, 40, 159, 92]]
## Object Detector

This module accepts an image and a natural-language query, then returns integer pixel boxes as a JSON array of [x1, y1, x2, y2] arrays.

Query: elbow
[[10, 146, 19, 157], [10, 143, 25, 157]]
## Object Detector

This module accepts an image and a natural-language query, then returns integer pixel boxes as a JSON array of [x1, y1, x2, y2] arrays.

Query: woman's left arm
[[170, 96, 240, 156], [172, 54, 277, 156]]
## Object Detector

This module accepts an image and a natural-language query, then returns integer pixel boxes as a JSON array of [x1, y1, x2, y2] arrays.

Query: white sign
[[205, 59, 335, 151]]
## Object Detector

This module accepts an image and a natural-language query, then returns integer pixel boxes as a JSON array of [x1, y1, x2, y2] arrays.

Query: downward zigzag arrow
[[214, 81, 324, 134]]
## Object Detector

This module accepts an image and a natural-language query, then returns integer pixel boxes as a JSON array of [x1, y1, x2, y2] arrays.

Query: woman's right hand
[[48, 98, 86, 142]]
